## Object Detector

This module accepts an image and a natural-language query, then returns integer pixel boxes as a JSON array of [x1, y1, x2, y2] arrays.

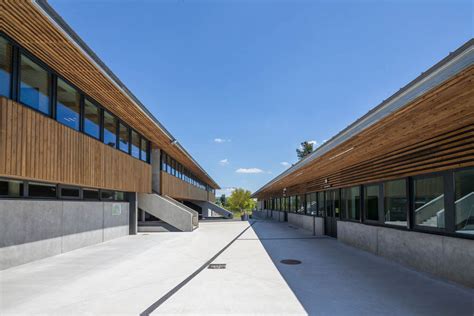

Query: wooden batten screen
[[0, 98, 152, 193], [161, 171, 209, 201], [258, 66, 474, 199]]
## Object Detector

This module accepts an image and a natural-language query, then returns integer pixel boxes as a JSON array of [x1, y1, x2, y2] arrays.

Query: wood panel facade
[[256, 65, 474, 199], [0, 98, 152, 193], [2, 1, 219, 189], [160, 171, 209, 201]]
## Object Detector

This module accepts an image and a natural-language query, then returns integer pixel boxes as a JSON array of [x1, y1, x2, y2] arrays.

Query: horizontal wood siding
[[161, 171, 209, 201], [258, 66, 474, 199], [0, 98, 151, 192]]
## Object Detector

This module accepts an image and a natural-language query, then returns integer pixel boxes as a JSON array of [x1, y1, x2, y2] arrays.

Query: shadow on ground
[[249, 219, 474, 316]]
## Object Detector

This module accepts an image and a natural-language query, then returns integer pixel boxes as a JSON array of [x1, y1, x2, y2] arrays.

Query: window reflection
[[384, 180, 407, 226], [84, 99, 100, 139], [454, 168, 474, 234], [103, 111, 117, 148], [365, 184, 379, 221], [414, 175, 445, 228], [56, 78, 80, 130], [0, 37, 12, 97], [20, 55, 50, 114]]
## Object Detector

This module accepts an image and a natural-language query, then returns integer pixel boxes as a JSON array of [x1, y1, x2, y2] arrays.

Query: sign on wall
[[112, 203, 122, 216]]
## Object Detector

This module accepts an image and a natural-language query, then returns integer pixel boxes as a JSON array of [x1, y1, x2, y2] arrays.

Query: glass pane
[[20, 55, 50, 114], [118, 123, 129, 153], [28, 182, 56, 198], [414, 175, 444, 228], [56, 79, 80, 130], [115, 191, 125, 201], [0, 179, 24, 197], [84, 99, 100, 139], [103, 111, 117, 148], [131, 131, 140, 158], [384, 179, 407, 226], [101, 190, 114, 200], [318, 191, 325, 216], [61, 187, 80, 198], [83, 189, 99, 200], [365, 184, 379, 221], [326, 191, 334, 217], [342, 186, 360, 220], [0, 37, 12, 97], [454, 169, 474, 234]]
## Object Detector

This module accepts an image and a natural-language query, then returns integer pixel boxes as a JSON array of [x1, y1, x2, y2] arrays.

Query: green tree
[[227, 188, 256, 215], [219, 194, 227, 206], [296, 141, 314, 160]]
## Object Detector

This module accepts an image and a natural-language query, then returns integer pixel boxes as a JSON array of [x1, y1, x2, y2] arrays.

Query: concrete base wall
[[0, 200, 129, 270], [288, 213, 325, 235], [338, 221, 474, 288]]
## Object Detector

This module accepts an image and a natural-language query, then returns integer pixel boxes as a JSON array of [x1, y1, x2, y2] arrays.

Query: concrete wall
[[338, 221, 474, 288], [288, 213, 325, 235], [0, 200, 129, 270], [194, 200, 233, 219]]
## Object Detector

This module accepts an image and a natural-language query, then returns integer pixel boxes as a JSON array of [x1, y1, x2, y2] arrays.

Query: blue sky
[[50, 0, 472, 195]]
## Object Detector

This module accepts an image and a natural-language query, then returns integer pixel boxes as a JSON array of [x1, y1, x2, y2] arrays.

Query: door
[[324, 190, 339, 238]]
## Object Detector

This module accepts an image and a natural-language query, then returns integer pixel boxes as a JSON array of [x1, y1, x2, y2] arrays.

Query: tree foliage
[[296, 141, 314, 160], [227, 188, 256, 214]]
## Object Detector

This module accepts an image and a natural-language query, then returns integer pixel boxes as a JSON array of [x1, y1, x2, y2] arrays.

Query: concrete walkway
[[0, 220, 472, 315]]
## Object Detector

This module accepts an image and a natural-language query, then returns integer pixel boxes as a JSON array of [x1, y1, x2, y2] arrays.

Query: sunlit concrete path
[[1, 220, 473, 315]]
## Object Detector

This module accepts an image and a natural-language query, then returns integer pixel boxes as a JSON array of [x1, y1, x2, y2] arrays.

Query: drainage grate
[[208, 263, 226, 269], [280, 259, 302, 265]]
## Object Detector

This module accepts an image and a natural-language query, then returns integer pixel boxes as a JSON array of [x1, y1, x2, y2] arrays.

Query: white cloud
[[322, 139, 328, 143], [235, 168, 264, 174], [280, 161, 290, 167], [219, 158, 229, 166], [216, 187, 236, 196], [308, 140, 318, 146], [214, 138, 231, 143]]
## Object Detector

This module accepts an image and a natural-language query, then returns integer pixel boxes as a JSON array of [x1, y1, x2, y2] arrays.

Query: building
[[252, 39, 474, 287], [0, 1, 230, 270]]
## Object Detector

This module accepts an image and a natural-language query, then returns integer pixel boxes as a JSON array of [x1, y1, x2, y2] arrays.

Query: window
[[114, 191, 125, 201], [306, 192, 317, 215], [131, 130, 140, 159], [28, 182, 56, 198], [56, 78, 80, 130], [101, 190, 114, 200], [413, 175, 444, 228], [454, 168, 474, 235], [296, 195, 305, 214], [103, 111, 117, 148], [19, 54, 50, 114], [384, 179, 407, 226], [0, 179, 23, 197], [289, 196, 296, 212], [60, 186, 80, 199], [364, 184, 380, 221], [341, 186, 360, 220], [83, 99, 100, 139], [317, 191, 325, 216], [83, 189, 99, 200], [0, 37, 12, 97], [118, 123, 130, 153]]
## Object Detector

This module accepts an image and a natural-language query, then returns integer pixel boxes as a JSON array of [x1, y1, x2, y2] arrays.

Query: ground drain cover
[[208, 263, 226, 269], [280, 259, 302, 265]]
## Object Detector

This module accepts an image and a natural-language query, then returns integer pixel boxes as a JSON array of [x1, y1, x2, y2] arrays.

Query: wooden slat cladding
[[0, 98, 151, 192], [161, 171, 209, 201], [1, 1, 218, 189], [257, 66, 474, 199]]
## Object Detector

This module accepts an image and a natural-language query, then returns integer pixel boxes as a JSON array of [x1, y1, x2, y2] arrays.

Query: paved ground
[[0, 220, 473, 315]]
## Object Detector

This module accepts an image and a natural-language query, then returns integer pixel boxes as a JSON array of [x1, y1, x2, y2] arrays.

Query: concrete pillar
[[151, 148, 161, 194], [128, 192, 138, 235]]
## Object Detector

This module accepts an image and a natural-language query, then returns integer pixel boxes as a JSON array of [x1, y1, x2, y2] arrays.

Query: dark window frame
[[58, 184, 82, 200]]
